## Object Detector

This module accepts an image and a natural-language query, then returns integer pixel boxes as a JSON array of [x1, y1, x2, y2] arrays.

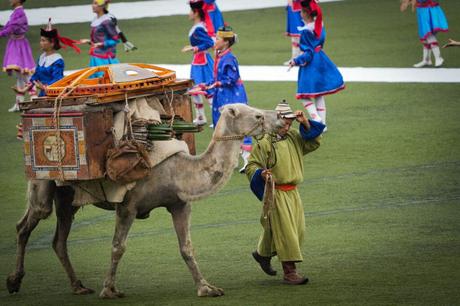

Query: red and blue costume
[[189, 22, 214, 87], [293, 24, 344, 99], [286, 0, 304, 37], [203, 0, 224, 37]]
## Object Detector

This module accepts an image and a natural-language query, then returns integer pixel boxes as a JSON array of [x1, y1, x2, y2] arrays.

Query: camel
[[6, 104, 283, 298]]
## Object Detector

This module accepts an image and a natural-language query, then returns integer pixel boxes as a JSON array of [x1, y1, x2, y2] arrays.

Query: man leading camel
[[245, 100, 325, 285]]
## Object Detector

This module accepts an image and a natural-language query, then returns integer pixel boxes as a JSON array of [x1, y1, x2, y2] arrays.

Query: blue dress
[[208, 48, 252, 147], [29, 53, 64, 96], [189, 23, 214, 86], [204, 0, 224, 34], [415, 0, 448, 41], [286, 0, 304, 37], [293, 24, 344, 99]]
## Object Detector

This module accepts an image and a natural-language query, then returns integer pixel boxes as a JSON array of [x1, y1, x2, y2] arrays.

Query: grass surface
[[0, 0, 459, 305]]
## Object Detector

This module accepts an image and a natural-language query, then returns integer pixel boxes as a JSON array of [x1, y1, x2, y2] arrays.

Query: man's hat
[[275, 100, 296, 119]]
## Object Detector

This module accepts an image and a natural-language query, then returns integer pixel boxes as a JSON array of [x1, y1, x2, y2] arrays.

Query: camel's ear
[[226, 106, 239, 118]]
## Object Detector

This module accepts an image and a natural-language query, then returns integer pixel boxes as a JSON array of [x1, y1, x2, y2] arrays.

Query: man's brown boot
[[252, 251, 277, 276], [281, 261, 309, 285]]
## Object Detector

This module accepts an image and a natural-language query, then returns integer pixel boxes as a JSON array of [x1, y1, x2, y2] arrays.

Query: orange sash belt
[[275, 184, 297, 191]]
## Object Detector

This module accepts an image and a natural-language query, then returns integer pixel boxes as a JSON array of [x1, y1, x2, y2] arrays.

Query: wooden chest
[[22, 108, 113, 180]]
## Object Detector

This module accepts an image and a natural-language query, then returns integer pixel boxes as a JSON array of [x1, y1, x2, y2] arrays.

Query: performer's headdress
[[300, 0, 323, 38], [95, 0, 110, 9], [189, 0, 204, 10], [275, 100, 296, 119], [217, 25, 235, 39], [40, 18, 81, 53]]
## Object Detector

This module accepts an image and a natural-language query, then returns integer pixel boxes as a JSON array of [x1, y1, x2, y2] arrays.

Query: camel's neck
[[176, 134, 242, 202]]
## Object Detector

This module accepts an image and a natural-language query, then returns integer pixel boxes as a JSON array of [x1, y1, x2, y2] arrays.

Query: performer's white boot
[[431, 45, 444, 67], [413, 47, 432, 68], [192, 95, 207, 126], [315, 96, 327, 132], [425, 35, 444, 67], [302, 99, 322, 123], [8, 103, 20, 112], [9, 94, 23, 112], [239, 150, 250, 173]]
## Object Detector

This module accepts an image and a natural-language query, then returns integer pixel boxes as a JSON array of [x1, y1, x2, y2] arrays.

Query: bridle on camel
[[213, 115, 265, 142]]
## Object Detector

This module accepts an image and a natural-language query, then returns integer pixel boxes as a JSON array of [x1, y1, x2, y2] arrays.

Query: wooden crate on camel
[[19, 63, 200, 182]]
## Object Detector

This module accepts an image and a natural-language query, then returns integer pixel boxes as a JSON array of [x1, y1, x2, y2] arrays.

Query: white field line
[[0, 0, 343, 26], [64, 65, 460, 83]]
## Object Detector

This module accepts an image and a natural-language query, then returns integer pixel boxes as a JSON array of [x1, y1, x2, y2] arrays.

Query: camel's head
[[215, 104, 284, 138]]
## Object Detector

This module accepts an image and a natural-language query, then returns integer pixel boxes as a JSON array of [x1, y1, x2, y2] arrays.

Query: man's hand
[[295, 110, 310, 130], [261, 169, 272, 181], [79, 38, 91, 44]]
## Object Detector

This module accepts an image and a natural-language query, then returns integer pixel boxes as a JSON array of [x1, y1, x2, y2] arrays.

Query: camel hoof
[[6, 272, 25, 294], [99, 287, 125, 299], [72, 280, 95, 295], [197, 283, 224, 297]]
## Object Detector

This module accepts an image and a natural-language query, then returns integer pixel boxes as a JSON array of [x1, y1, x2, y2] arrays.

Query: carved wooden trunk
[[22, 108, 113, 180]]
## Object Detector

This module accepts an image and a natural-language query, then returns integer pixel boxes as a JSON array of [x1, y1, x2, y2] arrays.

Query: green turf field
[[0, 0, 459, 305]]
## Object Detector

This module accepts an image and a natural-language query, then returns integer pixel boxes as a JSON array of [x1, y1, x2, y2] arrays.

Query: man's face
[[277, 118, 294, 136]]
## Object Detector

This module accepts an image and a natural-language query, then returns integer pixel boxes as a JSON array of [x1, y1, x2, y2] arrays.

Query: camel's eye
[[255, 114, 263, 120]]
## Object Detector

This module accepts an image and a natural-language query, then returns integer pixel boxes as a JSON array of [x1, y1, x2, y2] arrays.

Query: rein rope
[[261, 133, 279, 230], [53, 84, 79, 181], [213, 116, 265, 142]]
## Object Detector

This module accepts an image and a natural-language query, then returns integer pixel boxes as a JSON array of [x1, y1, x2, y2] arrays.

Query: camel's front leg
[[53, 186, 94, 295], [6, 180, 55, 294], [169, 203, 224, 297], [99, 202, 136, 299]]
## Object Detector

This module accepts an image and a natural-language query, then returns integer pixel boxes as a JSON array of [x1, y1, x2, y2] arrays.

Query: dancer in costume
[[80, 0, 120, 76], [284, 0, 304, 65], [204, 25, 252, 172], [246, 101, 324, 285], [0, 0, 35, 112], [13, 19, 80, 140], [400, 0, 448, 67], [288, 0, 344, 131], [183, 0, 215, 126], [13, 19, 80, 97], [203, 0, 224, 37]]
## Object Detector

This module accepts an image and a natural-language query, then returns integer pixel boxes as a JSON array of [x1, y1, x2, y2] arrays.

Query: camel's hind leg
[[169, 203, 224, 297], [6, 180, 55, 294], [99, 202, 136, 299], [53, 186, 94, 295]]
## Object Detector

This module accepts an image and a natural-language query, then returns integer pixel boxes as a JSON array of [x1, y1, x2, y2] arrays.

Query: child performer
[[13, 19, 80, 97], [203, 0, 224, 37], [288, 0, 344, 131], [284, 0, 304, 65], [182, 0, 215, 126], [0, 0, 35, 112], [80, 0, 120, 75], [204, 25, 252, 173], [14, 19, 80, 139], [400, 0, 448, 67]]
